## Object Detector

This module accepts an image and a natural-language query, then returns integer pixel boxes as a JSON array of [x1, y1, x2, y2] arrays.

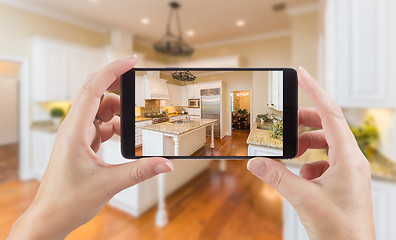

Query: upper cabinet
[[268, 71, 283, 111], [161, 83, 182, 106], [181, 86, 189, 106], [322, 0, 396, 108], [32, 37, 106, 102], [135, 76, 145, 107], [188, 85, 201, 99]]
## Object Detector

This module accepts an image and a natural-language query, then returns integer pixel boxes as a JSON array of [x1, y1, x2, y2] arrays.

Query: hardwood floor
[[0, 144, 19, 183], [0, 160, 283, 240], [135, 129, 250, 157]]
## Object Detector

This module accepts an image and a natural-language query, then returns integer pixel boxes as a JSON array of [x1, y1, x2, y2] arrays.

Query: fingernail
[[247, 158, 267, 177], [298, 66, 311, 78], [154, 161, 174, 174], [132, 54, 138, 60]]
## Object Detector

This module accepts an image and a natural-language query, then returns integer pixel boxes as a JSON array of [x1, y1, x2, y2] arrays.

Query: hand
[[247, 67, 375, 239], [8, 56, 174, 240]]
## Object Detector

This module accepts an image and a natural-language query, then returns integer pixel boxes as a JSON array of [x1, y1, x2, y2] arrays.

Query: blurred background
[[0, 0, 395, 239]]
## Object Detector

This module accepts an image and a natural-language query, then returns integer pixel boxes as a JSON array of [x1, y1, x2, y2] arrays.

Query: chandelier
[[153, 2, 194, 56], [171, 71, 196, 83]]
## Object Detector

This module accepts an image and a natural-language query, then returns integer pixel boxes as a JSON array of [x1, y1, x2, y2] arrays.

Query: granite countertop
[[283, 149, 396, 183], [246, 125, 283, 149], [142, 119, 217, 135], [31, 121, 59, 133], [135, 113, 188, 122], [135, 117, 152, 122]]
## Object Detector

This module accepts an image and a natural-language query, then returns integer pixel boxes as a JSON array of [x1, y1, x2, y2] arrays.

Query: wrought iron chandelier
[[171, 70, 196, 83], [153, 2, 194, 56]]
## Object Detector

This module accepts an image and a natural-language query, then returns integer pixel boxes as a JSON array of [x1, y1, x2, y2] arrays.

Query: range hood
[[144, 71, 169, 100]]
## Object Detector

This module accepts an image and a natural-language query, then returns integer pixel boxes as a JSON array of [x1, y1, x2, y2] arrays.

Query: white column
[[211, 124, 215, 148], [219, 159, 227, 172], [155, 174, 168, 227], [156, 135, 180, 227], [174, 136, 180, 156]]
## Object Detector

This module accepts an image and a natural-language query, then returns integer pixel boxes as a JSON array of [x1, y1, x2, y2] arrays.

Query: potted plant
[[50, 107, 65, 126]]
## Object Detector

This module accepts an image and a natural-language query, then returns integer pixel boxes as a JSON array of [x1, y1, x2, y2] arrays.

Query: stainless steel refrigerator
[[201, 88, 221, 138]]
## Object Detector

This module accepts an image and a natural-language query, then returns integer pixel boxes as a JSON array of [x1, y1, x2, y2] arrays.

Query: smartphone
[[120, 68, 298, 159]]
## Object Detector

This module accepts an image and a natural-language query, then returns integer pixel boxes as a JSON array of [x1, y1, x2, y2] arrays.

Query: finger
[[296, 130, 328, 157], [298, 67, 356, 150], [105, 157, 174, 195], [90, 120, 101, 153], [247, 157, 317, 207], [100, 116, 120, 142], [298, 108, 322, 128], [67, 55, 137, 133], [96, 93, 120, 122], [299, 160, 330, 180]]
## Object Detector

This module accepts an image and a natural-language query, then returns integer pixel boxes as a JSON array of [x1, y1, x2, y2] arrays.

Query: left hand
[[8, 56, 174, 240]]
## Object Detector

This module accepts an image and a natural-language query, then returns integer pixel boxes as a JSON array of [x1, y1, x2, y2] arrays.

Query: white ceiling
[[6, 0, 318, 44]]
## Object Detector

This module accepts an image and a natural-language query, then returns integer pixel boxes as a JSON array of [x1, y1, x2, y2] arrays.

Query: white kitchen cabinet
[[32, 130, 57, 180], [32, 36, 105, 101], [284, 164, 396, 240], [188, 84, 201, 99], [248, 144, 283, 156], [181, 86, 189, 106], [188, 108, 201, 116], [268, 71, 283, 111], [162, 83, 182, 107], [135, 120, 152, 147], [135, 76, 145, 107], [322, 0, 396, 108]]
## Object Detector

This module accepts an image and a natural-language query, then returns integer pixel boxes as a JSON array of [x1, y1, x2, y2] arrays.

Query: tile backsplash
[[139, 100, 160, 116]]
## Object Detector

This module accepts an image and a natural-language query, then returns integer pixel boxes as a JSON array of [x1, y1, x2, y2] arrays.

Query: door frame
[[0, 54, 31, 180], [228, 88, 253, 135]]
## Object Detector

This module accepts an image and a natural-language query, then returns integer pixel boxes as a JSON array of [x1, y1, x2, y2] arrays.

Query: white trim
[[229, 88, 253, 135], [194, 30, 291, 49], [286, 2, 320, 16], [0, 54, 32, 180], [135, 30, 291, 50], [0, 0, 108, 33], [134, 38, 152, 48]]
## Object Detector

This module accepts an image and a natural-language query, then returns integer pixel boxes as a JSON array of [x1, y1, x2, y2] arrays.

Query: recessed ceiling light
[[89, 0, 99, 2], [141, 18, 150, 24], [236, 20, 245, 27], [187, 30, 195, 36]]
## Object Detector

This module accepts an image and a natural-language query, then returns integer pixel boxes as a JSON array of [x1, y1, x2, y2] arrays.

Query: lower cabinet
[[32, 130, 57, 180], [284, 164, 396, 240], [135, 120, 152, 147], [248, 144, 283, 156]]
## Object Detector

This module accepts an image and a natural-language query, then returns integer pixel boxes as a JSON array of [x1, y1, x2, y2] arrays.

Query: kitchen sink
[[170, 120, 185, 124]]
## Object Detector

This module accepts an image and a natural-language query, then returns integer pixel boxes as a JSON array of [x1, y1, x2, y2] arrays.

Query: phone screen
[[121, 68, 297, 159]]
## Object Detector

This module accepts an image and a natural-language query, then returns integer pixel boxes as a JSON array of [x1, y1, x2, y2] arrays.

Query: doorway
[[0, 61, 20, 183], [230, 90, 251, 135]]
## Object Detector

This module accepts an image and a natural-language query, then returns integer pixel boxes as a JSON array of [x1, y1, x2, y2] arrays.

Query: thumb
[[247, 157, 315, 207], [106, 157, 174, 195]]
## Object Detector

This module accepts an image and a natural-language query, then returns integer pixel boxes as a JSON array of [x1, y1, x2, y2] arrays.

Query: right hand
[[247, 67, 375, 239]]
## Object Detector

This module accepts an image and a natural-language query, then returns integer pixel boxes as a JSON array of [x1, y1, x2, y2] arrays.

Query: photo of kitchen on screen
[[134, 70, 283, 157]]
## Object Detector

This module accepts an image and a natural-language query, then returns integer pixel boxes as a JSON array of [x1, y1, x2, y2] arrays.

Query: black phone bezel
[[121, 68, 298, 159]]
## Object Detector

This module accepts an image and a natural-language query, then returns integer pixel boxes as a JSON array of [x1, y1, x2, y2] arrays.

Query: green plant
[[350, 115, 379, 156], [270, 119, 283, 141], [236, 109, 248, 116], [50, 107, 65, 118], [257, 113, 272, 122]]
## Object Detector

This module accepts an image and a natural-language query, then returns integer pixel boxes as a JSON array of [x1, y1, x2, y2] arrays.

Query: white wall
[[0, 75, 18, 145]]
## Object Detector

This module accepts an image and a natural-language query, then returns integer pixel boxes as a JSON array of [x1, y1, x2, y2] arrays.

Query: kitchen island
[[142, 119, 217, 156]]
